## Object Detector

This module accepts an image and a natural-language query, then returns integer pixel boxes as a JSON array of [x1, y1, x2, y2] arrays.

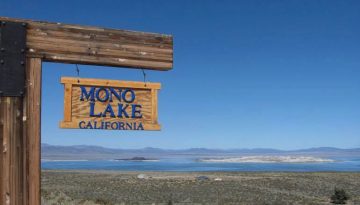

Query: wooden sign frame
[[60, 77, 161, 130], [0, 16, 173, 205]]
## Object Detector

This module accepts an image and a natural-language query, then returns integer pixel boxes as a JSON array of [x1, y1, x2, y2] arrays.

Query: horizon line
[[41, 143, 360, 151]]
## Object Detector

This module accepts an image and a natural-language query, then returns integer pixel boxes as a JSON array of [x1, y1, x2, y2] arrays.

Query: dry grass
[[41, 171, 360, 205]]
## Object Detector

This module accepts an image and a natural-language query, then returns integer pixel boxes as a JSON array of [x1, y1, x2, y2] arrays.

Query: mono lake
[[41, 157, 360, 172]]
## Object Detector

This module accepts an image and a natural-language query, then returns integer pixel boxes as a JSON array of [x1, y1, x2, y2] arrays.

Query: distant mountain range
[[41, 143, 360, 160]]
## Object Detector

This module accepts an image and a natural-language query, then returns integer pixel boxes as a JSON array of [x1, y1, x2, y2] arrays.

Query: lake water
[[42, 158, 360, 172]]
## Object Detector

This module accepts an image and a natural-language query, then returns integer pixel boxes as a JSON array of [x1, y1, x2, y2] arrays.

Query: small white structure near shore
[[137, 174, 149, 179]]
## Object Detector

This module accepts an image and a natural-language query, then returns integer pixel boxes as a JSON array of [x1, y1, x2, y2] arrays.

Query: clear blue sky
[[2, 0, 360, 149]]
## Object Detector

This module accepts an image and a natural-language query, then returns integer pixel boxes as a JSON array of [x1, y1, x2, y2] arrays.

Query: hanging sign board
[[60, 77, 161, 131]]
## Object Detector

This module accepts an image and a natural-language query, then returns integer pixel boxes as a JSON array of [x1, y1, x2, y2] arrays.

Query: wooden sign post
[[0, 17, 173, 205]]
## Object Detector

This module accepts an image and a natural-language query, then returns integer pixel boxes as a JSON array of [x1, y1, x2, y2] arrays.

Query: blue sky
[[2, 0, 360, 149]]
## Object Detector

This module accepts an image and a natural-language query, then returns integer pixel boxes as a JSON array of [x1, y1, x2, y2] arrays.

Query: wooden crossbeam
[[0, 17, 173, 71]]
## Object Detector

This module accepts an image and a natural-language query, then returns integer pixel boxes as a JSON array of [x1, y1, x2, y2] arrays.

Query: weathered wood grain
[[0, 17, 173, 71], [23, 58, 42, 205], [151, 89, 158, 124], [0, 97, 24, 205], [63, 84, 72, 122], [60, 77, 161, 131], [61, 77, 161, 89]]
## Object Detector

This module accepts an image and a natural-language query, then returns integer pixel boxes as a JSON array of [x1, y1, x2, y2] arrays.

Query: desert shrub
[[331, 188, 349, 204], [94, 198, 112, 205]]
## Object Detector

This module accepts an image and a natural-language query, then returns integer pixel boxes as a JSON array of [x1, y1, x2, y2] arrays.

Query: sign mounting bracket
[[0, 21, 27, 96]]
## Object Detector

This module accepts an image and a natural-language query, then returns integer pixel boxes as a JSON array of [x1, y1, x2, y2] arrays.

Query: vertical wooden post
[[0, 97, 24, 205], [0, 58, 41, 205], [23, 58, 42, 205]]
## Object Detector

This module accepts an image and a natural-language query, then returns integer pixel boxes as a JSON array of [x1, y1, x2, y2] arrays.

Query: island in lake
[[114, 157, 159, 161]]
